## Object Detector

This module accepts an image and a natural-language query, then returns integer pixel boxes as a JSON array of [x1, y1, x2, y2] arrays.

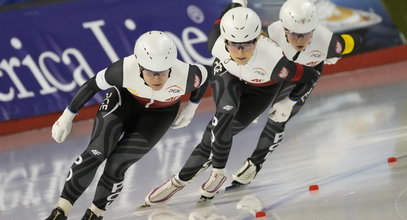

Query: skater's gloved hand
[[268, 97, 297, 122], [52, 108, 76, 143], [232, 0, 248, 7], [172, 101, 199, 129]]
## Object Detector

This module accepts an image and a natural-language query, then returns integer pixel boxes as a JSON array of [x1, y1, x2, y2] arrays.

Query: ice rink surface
[[1, 61, 407, 220]]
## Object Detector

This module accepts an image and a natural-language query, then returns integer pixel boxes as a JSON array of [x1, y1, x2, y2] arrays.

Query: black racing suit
[[177, 2, 320, 181], [59, 58, 212, 210]]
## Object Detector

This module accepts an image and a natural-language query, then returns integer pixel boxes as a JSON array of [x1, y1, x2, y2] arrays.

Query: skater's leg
[[89, 103, 178, 214], [145, 121, 213, 205], [233, 82, 313, 185], [51, 111, 123, 218], [47, 88, 126, 219]]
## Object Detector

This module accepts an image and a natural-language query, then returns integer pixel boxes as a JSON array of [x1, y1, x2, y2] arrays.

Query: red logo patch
[[165, 96, 181, 102]]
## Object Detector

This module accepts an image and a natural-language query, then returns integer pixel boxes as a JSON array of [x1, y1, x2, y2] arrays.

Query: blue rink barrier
[[0, 0, 225, 122]]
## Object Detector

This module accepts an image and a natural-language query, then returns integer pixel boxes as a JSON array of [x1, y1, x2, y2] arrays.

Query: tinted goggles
[[225, 39, 257, 51], [284, 28, 314, 39], [140, 65, 170, 77]]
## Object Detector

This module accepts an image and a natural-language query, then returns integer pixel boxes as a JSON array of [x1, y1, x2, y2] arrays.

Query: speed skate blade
[[197, 195, 214, 204], [225, 181, 248, 192]]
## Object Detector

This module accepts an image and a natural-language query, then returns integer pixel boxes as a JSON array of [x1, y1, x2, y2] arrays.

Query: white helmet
[[280, 0, 318, 34], [220, 7, 261, 43], [134, 31, 177, 72]]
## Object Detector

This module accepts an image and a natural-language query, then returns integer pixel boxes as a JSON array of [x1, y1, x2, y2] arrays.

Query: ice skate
[[81, 208, 103, 220], [144, 175, 186, 206], [45, 207, 67, 220], [200, 168, 227, 200], [225, 180, 249, 192], [229, 159, 261, 190]]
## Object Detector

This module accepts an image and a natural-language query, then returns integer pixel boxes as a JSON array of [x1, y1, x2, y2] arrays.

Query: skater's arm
[[187, 64, 213, 103], [172, 64, 213, 129], [68, 59, 123, 113], [287, 62, 323, 101], [271, 56, 320, 86], [51, 60, 123, 143], [327, 33, 362, 59]]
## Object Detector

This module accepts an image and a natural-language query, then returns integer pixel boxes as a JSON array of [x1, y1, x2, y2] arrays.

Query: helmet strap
[[285, 32, 289, 44], [139, 67, 148, 86], [224, 40, 229, 52]]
